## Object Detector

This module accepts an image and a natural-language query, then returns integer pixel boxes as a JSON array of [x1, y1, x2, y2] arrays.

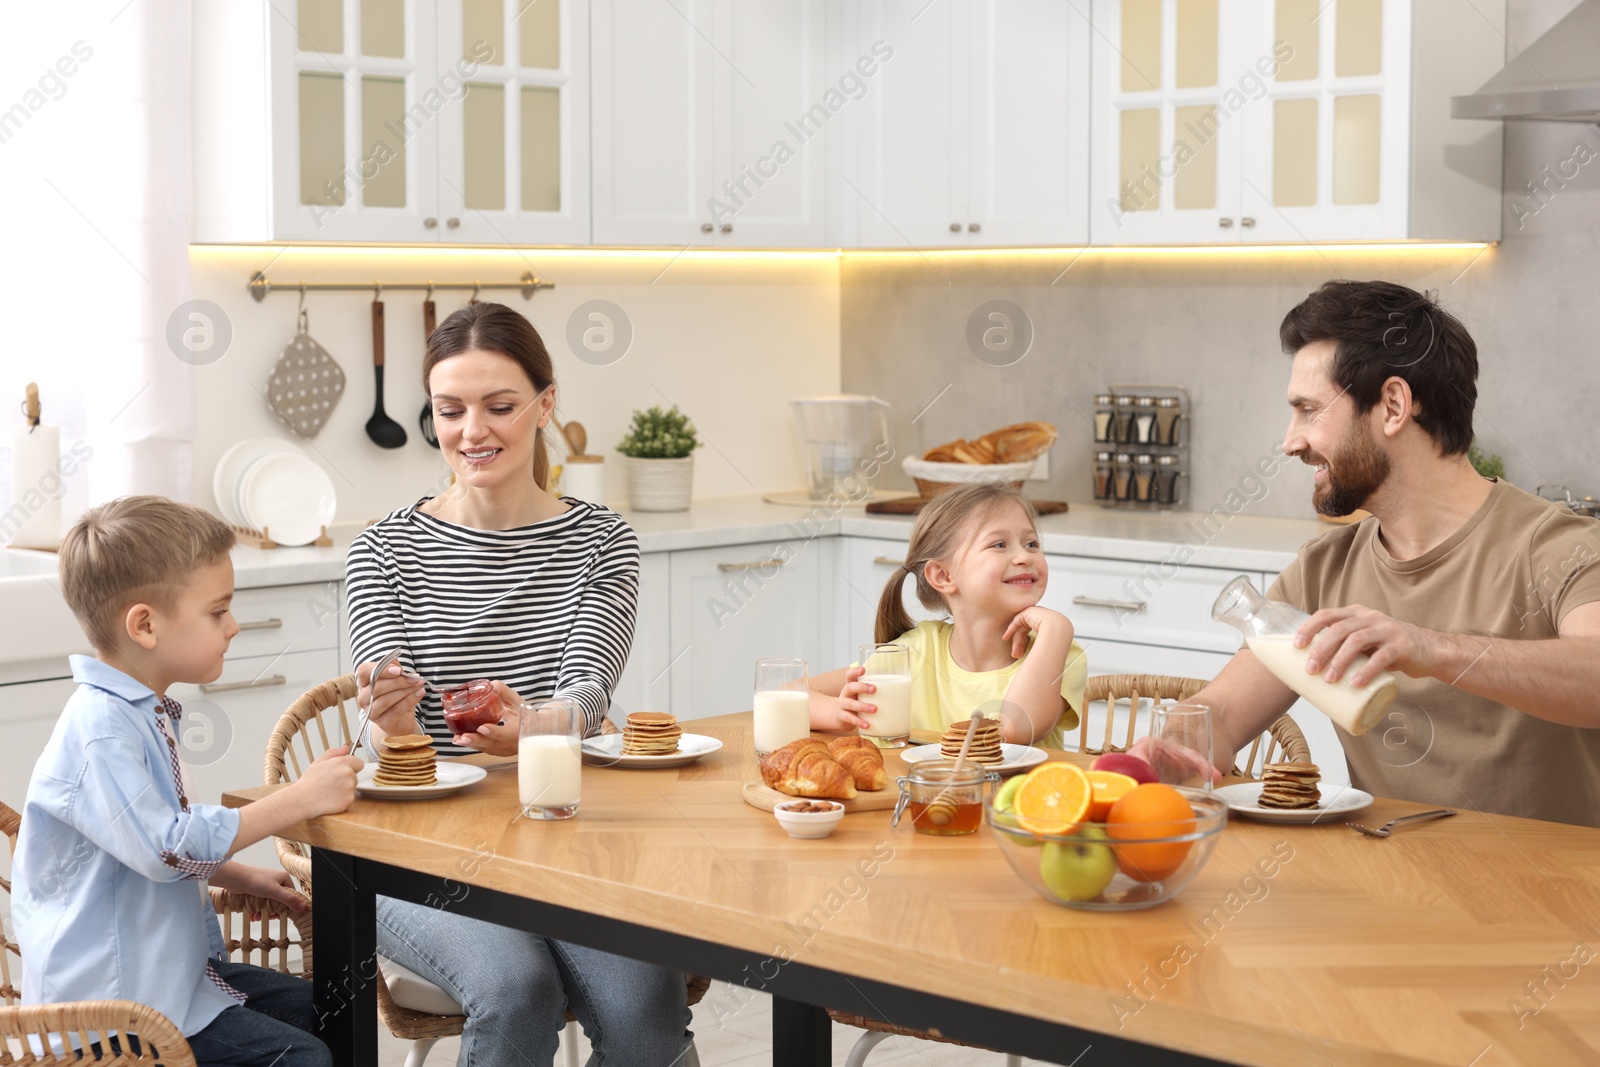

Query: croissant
[[980, 421, 1058, 464], [760, 738, 857, 800], [827, 737, 887, 791]]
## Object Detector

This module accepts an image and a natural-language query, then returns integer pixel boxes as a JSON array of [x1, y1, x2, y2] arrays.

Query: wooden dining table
[[224, 713, 1600, 1066]]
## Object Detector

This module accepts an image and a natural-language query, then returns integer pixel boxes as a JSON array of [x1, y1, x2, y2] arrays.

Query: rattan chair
[[266, 675, 708, 1067]]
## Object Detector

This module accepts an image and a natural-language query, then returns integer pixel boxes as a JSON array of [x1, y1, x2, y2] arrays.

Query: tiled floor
[[375, 981, 1046, 1066]]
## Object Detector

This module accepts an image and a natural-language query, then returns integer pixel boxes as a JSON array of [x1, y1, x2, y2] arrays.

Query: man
[[1189, 280, 1600, 826]]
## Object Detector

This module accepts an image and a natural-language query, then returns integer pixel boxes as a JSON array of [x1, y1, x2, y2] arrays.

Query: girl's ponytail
[[874, 564, 918, 645]]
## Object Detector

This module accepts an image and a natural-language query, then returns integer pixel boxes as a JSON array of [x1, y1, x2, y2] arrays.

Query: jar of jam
[[442, 679, 502, 734]]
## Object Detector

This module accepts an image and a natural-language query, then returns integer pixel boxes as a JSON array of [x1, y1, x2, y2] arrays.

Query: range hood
[[1452, 0, 1600, 123]]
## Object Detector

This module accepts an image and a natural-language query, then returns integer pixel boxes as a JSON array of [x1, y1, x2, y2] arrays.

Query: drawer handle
[[200, 674, 288, 694], [872, 556, 905, 567], [236, 618, 283, 632], [717, 559, 786, 573], [1072, 595, 1147, 613]]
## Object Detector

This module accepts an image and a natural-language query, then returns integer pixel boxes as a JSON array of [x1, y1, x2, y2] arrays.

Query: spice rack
[[1091, 384, 1189, 511]]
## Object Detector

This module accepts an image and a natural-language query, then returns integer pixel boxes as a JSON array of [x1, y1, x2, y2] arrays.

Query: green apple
[[1039, 825, 1117, 903], [994, 775, 1025, 813]]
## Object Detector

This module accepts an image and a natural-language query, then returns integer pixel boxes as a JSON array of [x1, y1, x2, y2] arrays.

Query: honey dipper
[[927, 712, 984, 826]]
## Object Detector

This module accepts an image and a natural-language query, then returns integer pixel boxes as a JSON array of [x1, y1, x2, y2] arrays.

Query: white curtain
[[0, 0, 197, 522]]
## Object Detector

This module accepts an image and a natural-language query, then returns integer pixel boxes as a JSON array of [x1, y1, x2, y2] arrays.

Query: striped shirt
[[345, 498, 641, 752]]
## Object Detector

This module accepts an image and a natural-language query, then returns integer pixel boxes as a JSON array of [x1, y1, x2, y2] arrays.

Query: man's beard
[[1308, 420, 1390, 517]]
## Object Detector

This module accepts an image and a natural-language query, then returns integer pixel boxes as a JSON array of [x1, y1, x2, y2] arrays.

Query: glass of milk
[[1212, 575, 1398, 736], [518, 698, 582, 820], [858, 643, 913, 748], [753, 658, 811, 757]]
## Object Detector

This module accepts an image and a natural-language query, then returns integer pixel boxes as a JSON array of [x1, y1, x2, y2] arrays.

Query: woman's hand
[[450, 679, 524, 756], [356, 659, 424, 738], [1001, 605, 1073, 659]]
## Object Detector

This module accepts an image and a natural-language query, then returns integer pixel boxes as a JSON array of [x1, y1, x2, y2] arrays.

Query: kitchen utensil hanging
[[365, 288, 407, 449], [419, 294, 440, 448], [265, 290, 346, 439]]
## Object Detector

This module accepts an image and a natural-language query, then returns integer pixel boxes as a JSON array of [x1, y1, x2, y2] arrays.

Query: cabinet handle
[[717, 559, 786, 573], [1072, 595, 1147, 613], [701, 223, 714, 233], [446, 218, 460, 229], [1241, 217, 1256, 228], [968, 222, 981, 233], [1218, 218, 1234, 228], [949, 222, 962, 233], [236, 617, 283, 632], [872, 556, 906, 567], [424, 217, 438, 229], [720, 223, 732, 233], [200, 674, 288, 694]]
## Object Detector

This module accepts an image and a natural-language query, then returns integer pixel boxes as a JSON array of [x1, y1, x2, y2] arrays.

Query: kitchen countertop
[[229, 494, 1328, 588]]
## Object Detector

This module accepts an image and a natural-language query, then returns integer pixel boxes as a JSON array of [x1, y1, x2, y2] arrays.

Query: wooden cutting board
[[741, 780, 899, 813], [865, 498, 1069, 516]]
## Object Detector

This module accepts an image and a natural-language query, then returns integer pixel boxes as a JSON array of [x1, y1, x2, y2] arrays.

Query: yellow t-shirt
[[881, 620, 1086, 749]]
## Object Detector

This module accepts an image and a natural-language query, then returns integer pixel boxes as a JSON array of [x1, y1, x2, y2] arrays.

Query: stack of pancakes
[[940, 717, 1004, 764], [374, 733, 437, 787], [623, 712, 682, 756], [1258, 761, 1321, 809]]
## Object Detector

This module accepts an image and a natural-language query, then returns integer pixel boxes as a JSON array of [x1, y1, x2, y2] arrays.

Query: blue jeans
[[185, 960, 332, 1067], [377, 896, 692, 1067]]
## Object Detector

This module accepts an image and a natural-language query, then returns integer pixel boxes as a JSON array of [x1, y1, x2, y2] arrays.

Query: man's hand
[[1296, 605, 1446, 686], [1127, 736, 1222, 786]]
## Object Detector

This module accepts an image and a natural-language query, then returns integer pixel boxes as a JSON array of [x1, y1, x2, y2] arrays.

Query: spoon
[[365, 296, 407, 449], [927, 713, 984, 826], [566, 420, 588, 456]]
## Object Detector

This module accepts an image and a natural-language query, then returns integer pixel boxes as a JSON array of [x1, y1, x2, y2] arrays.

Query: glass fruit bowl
[[986, 788, 1228, 910]]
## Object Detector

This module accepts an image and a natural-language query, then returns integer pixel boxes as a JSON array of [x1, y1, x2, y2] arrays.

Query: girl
[[348, 302, 691, 1066], [809, 481, 1086, 747]]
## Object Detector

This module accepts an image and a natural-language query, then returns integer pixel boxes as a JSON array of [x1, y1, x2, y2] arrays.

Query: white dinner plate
[[238, 451, 337, 545], [580, 733, 724, 769], [901, 743, 1049, 777], [1214, 781, 1375, 824], [356, 761, 487, 800], [212, 437, 300, 526]]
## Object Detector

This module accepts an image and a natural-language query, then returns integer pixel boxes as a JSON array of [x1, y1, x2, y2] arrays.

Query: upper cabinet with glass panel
[[192, 0, 587, 244], [1089, 0, 1506, 245]]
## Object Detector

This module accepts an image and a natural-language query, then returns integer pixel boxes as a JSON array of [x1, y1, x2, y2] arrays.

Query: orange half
[[1084, 770, 1139, 823], [1013, 763, 1093, 836]]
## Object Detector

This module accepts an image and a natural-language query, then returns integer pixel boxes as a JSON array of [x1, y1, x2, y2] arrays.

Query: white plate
[[238, 451, 337, 545], [901, 743, 1049, 776], [212, 438, 300, 526], [357, 761, 487, 800], [580, 732, 724, 769], [1214, 781, 1375, 824]]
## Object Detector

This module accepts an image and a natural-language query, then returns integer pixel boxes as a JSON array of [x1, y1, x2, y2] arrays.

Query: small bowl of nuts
[[773, 800, 846, 839]]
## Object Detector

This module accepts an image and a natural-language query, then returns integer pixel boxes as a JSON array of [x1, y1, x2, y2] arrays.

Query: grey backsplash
[[841, 116, 1600, 522]]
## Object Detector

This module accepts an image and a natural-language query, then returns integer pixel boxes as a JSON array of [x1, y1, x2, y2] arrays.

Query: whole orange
[[1106, 783, 1196, 883]]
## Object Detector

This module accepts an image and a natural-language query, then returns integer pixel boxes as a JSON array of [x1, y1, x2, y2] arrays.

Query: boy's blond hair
[[59, 496, 236, 653]]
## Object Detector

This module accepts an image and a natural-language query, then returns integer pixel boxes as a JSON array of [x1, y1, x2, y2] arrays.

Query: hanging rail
[[247, 270, 554, 302]]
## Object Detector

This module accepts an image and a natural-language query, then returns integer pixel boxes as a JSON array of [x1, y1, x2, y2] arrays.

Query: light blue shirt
[[14, 656, 245, 1037]]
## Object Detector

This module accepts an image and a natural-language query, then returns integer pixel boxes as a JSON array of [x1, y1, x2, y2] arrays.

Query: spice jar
[[442, 679, 502, 735], [1133, 397, 1158, 444], [1113, 452, 1136, 501], [1093, 451, 1115, 501], [1113, 395, 1136, 443], [1133, 454, 1157, 503], [1154, 454, 1182, 506], [1092, 394, 1115, 443], [891, 761, 1000, 836], [1156, 396, 1183, 445]]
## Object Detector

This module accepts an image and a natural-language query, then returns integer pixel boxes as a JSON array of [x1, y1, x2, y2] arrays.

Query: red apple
[[1092, 751, 1159, 786]]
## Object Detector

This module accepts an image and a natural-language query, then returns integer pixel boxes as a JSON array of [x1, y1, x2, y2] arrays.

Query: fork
[[1349, 809, 1456, 837]]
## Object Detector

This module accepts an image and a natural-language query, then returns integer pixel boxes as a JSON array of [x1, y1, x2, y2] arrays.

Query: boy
[[12, 496, 363, 1066]]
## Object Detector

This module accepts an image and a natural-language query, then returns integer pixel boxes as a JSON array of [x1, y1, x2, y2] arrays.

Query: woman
[[346, 302, 691, 1065]]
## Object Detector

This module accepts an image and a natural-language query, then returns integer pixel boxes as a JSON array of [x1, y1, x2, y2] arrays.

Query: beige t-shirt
[[1269, 481, 1600, 826]]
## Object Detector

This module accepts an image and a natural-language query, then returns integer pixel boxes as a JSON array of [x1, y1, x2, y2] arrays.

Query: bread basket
[[902, 457, 1036, 498]]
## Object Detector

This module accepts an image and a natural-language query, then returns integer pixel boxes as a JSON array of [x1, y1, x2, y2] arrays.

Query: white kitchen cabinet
[[851, 0, 1090, 248], [833, 536, 939, 667], [1088, 0, 1504, 245], [611, 552, 672, 717], [194, 0, 587, 244], [591, 0, 830, 247], [0, 675, 77, 808], [666, 539, 825, 719]]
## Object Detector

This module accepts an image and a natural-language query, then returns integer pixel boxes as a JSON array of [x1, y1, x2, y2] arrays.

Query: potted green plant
[[616, 405, 700, 511]]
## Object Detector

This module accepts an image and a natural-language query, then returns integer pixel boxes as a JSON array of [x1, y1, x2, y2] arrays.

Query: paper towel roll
[[9, 424, 63, 549]]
